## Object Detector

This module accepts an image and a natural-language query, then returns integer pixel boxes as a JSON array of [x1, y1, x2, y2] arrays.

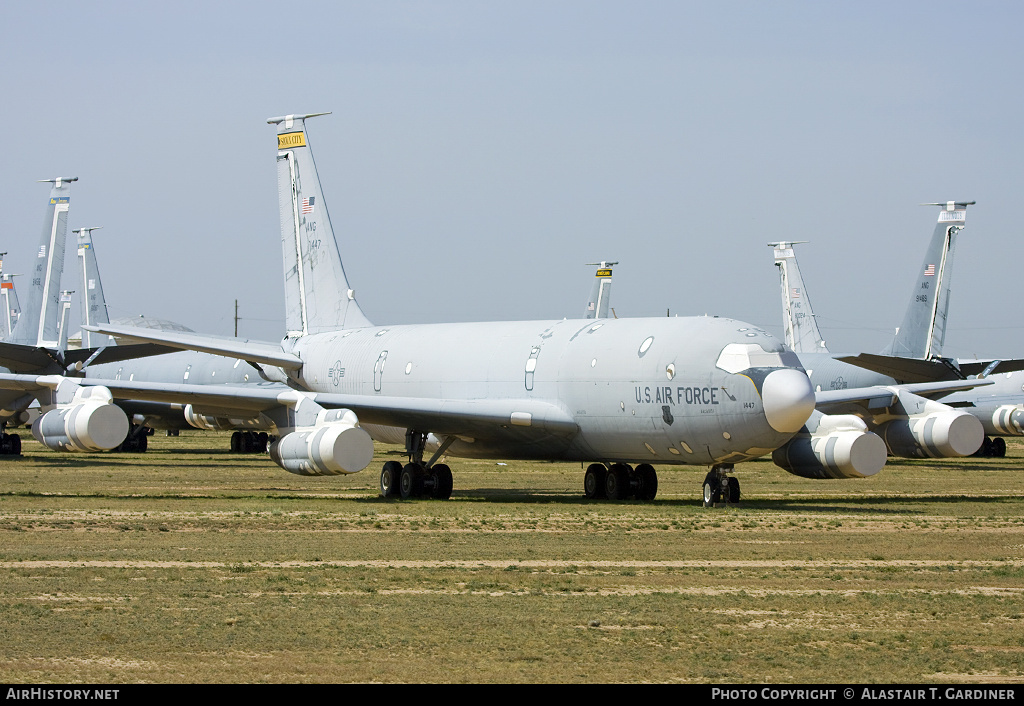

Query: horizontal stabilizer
[[837, 352, 964, 383], [815, 379, 994, 414], [82, 323, 303, 371], [839, 353, 1024, 383]]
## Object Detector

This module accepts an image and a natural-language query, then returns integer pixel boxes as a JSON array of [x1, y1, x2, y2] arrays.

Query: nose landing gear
[[702, 464, 739, 507]]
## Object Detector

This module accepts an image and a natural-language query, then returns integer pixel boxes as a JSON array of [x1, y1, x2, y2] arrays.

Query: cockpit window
[[716, 343, 798, 374]]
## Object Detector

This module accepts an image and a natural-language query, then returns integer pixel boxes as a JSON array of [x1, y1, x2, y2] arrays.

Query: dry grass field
[[1, 430, 1022, 683]]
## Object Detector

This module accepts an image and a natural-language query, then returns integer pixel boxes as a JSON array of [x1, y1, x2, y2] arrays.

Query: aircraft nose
[[761, 368, 816, 434]]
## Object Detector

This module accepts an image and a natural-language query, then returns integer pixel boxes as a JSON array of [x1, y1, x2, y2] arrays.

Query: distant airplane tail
[[268, 113, 372, 336], [584, 262, 615, 319], [8, 178, 77, 347], [770, 242, 828, 354], [0, 269, 21, 340], [885, 201, 973, 359], [74, 227, 113, 349]]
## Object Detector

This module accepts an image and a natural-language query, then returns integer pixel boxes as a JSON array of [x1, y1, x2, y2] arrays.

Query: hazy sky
[[2, 1, 1021, 359]]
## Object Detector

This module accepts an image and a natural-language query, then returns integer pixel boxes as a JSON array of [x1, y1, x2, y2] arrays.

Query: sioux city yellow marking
[[278, 131, 307, 149]]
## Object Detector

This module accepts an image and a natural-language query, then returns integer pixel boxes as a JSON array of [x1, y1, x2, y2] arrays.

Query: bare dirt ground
[[1, 432, 1022, 683]]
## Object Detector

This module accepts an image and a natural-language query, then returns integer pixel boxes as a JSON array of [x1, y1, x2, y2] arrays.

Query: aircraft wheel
[[702, 471, 721, 508], [380, 461, 403, 497], [431, 464, 454, 499], [0, 434, 11, 455], [726, 476, 740, 504], [992, 437, 1007, 458], [605, 463, 632, 501], [400, 463, 424, 499], [635, 463, 658, 501], [258, 432, 269, 453], [8, 434, 20, 456], [230, 431, 242, 453], [136, 432, 148, 453], [584, 464, 607, 499]]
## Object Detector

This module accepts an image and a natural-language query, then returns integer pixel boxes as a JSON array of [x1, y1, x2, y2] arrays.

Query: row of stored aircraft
[[0, 114, 1010, 505]]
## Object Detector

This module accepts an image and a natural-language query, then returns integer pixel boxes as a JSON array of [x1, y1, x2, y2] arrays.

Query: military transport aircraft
[[771, 200, 1023, 458], [1, 116, 991, 504], [0, 112, 825, 505]]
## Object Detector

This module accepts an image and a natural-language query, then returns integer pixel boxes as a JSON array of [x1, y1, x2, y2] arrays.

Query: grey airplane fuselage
[[286, 315, 806, 466]]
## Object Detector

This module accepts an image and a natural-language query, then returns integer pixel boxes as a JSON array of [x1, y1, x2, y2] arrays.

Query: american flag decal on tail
[[924, 264, 936, 276]]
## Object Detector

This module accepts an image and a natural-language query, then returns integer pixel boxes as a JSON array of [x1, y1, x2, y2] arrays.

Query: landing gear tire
[[992, 437, 1007, 458], [635, 463, 658, 501], [584, 464, 607, 499], [605, 463, 632, 501], [702, 479, 719, 508], [726, 476, 741, 504], [430, 464, 454, 500], [0, 433, 21, 456], [380, 461, 403, 497], [399, 463, 424, 499]]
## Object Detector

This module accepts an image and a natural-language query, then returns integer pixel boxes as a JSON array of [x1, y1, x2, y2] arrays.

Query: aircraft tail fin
[[73, 227, 113, 349], [584, 262, 616, 319], [770, 242, 828, 354], [269, 113, 372, 336], [8, 178, 77, 347], [885, 201, 973, 359], [0, 266, 21, 340]]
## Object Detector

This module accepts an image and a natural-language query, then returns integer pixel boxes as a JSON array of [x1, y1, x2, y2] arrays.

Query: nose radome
[[762, 369, 816, 433]]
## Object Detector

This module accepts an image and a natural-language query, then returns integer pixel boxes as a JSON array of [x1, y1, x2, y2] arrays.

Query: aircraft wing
[[0, 340, 180, 374], [0, 374, 579, 439], [815, 379, 994, 413], [83, 323, 303, 370]]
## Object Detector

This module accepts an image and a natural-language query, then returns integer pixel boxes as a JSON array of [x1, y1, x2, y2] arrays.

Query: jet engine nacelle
[[877, 410, 984, 458], [31, 387, 129, 452], [991, 405, 1024, 436], [772, 413, 887, 480], [269, 408, 374, 476]]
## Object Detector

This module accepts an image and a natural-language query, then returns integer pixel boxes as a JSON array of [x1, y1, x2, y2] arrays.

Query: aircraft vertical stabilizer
[[886, 201, 973, 359], [268, 113, 372, 336], [584, 262, 615, 319], [74, 227, 112, 349], [8, 178, 77, 347], [771, 242, 828, 354], [0, 265, 21, 340]]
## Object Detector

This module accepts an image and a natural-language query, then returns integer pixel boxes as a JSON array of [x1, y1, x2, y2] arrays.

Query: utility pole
[[234, 299, 238, 337]]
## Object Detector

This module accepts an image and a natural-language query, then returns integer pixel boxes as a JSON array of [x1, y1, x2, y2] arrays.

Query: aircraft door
[[373, 351, 388, 392], [525, 347, 540, 391]]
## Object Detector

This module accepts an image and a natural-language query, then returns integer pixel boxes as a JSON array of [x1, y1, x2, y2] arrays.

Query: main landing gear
[[973, 436, 1007, 458], [583, 463, 659, 501], [0, 426, 21, 456], [702, 464, 740, 507], [231, 431, 270, 454], [114, 424, 150, 453], [379, 430, 454, 500]]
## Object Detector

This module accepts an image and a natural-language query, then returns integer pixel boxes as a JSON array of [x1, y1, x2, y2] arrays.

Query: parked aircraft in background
[[584, 262, 615, 319], [72, 225, 275, 453], [771, 200, 1022, 458], [0, 255, 21, 340]]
